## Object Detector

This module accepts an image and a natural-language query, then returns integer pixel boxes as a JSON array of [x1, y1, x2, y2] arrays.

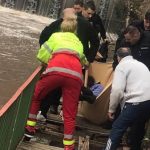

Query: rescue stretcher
[[79, 62, 113, 125]]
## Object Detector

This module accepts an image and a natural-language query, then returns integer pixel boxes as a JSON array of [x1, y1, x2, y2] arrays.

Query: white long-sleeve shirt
[[109, 56, 150, 113]]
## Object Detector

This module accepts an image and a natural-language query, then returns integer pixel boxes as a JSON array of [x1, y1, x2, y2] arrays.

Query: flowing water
[[0, 6, 54, 108], [0, 1, 116, 108]]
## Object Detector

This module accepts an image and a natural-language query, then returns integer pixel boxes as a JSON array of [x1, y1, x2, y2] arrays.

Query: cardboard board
[[79, 62, 113, 125]]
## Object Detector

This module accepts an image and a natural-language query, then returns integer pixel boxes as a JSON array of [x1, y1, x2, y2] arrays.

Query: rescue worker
[[25, 13, 88, 150], [113, 9, 150, 70], [39, 7, 99, 117], [113, 25, 150, 70], [105, 47, 150, 150], [82, 1, 106, 41], [112, 14, 150, 148], [73, 0, 84, 16], [81, 1, 108, 62]]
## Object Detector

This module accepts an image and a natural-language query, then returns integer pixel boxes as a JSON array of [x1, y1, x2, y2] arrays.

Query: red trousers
[[29, 73, 82, 136]]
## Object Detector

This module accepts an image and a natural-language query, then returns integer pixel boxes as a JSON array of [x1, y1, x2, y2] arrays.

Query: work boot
[[24, 125, 36, 138], [64, 145, 75, 150]]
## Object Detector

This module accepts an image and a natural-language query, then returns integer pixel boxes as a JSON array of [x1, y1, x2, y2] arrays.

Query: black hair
[[123, 25, 139, 35], [83, 0, 96, 11], [116, 47, 131, 58], [145, 9, 150, 20], [74, 0, 84, 7]]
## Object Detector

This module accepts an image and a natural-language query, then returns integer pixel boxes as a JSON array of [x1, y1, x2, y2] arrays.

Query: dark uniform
[[89, 13, 106, 40], [113, 31, 150, 70], [130, 20, 145, 31], [89, 13, 108, 62]]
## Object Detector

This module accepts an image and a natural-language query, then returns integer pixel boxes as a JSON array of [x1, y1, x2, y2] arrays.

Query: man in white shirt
[[105, 47, 150, 150]]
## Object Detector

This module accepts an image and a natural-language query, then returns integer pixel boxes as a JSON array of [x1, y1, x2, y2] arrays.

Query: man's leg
[[126, 100, 150, 150], [105, 103, 140, 150], [40, 88, 62, 117], [127, 120, 146, 150]]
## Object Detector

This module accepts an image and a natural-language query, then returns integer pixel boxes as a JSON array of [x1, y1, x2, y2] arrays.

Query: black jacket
[[113, 31, 150, 70], [39, 16, 99, 63], [89, 13, 106, 40]]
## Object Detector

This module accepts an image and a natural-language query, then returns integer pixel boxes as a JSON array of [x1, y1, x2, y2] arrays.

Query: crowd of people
[[24, 0, 150, 150]]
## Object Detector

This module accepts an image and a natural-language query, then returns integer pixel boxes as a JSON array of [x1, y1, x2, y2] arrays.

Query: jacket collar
[[120, 56, 133, 63]]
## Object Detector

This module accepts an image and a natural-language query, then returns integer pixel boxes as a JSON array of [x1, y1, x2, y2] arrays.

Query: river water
[[0, 6, 54, 108]]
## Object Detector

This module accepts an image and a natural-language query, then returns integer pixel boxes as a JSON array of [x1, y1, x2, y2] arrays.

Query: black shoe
[[50, 105, 58, 114], [23, 136, 31, 141]]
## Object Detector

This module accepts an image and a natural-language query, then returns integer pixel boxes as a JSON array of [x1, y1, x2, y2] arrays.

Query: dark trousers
[[40, 88, 62, 117], [105, 100, 150, 150]]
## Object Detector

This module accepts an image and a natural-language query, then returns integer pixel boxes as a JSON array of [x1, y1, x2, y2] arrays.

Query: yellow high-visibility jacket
[[37, 32, 88, 65]]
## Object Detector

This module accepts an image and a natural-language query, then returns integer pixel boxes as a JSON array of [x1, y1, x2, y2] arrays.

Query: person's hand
[[103, 38, 109, 44], [41, 62, 47, 68], [84, 62, 90, 70], [108, 112, 115, 121]]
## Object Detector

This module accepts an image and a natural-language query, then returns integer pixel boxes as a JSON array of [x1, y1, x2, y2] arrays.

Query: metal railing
[[0, 66, 42, 150]]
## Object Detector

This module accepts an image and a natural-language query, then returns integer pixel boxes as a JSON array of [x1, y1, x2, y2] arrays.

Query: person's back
[[116, 56, 150, 105]]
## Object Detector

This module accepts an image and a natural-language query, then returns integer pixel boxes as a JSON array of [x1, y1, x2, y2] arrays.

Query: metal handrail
[[0, 66, 42, 150]]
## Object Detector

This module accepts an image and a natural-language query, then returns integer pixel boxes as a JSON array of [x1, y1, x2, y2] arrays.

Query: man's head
[[73, 0, 83, 14], [61, 8, 77, 33], [123, 25, 141, 45], [63, 8, 76, 20], [82, 1, 96, 19], [116, 47, 131, 62], [144, 9, 150, 31]]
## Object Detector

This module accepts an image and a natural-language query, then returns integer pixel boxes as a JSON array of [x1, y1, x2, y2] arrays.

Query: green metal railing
[[0, 66, 42, 150]]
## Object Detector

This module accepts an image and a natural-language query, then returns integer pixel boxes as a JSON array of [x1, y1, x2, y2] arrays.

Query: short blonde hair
[[61, 14, 77, 33]]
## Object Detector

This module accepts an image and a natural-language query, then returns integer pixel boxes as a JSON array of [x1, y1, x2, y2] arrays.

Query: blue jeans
[[105, 100, 150, 150]]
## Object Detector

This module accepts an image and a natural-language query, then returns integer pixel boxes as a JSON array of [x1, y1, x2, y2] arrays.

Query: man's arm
[[109, 68, 126, 114], [95, 16, 106, 40], [112, 36, 126, 70], [88, 24, 100, 62]]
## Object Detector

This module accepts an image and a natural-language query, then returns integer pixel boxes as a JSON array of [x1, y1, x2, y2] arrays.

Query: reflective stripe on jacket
[[44, 53, 83, 83]]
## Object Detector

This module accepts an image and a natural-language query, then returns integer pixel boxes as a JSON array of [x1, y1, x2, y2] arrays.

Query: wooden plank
[[78, 136, 89, 150], [46, 114, 110, 136], [17, 142, 63, 150]]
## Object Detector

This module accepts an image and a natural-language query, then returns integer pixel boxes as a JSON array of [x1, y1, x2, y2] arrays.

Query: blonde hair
[[61, 14, 77, 33]]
